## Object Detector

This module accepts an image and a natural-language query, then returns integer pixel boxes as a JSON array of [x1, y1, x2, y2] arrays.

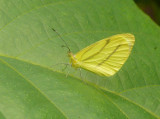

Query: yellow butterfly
[[52, 29, 135, 77]]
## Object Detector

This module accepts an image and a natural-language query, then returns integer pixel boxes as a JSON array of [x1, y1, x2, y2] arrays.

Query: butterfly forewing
[[75, 33, 135, 76]]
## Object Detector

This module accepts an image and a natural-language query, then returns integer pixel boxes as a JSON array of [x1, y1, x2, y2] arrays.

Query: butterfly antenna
[[51, 27, 71, 52]]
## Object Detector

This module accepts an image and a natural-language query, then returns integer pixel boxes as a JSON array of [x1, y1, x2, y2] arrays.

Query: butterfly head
[[68, 52, 79, 68], [68, 51, 72, 57], [68, 51, 75, 61]]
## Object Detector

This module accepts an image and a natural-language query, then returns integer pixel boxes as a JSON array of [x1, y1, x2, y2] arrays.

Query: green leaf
[[0, 0, 160, 118], [120, 86, 160, 117]]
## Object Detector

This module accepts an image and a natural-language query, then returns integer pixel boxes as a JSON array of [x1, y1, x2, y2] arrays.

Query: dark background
[[134, 0, 160, 25]]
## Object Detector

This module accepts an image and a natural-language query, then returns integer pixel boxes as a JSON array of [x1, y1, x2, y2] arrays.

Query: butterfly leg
[[79, 68, 82, 80], [62, 63, 70, 71], [51, 63, 69, 67], [65, 64, 71, 77], [84, 71, 89, 82], [51, 63, 70, 71], [78, 68, 87, 84]]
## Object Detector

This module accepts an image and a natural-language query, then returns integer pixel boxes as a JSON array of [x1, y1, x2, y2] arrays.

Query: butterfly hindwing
[[75, 33, 135, 76]]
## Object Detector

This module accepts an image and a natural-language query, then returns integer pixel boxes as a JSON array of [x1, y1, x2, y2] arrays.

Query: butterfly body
[[68, 52, 80, 68], [68, 33, 135, 77]]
